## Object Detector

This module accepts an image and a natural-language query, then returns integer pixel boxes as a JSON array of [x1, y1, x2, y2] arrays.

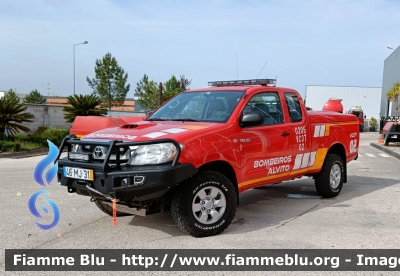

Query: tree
[[86, 52, 130, 110], [163, 75, 182, 101], [136, 74, 192, 111], [178, 74, 192, 91], [23, 89, 46, 104], [163, 75, 192, 100], [386, 81, 400, 121], [62, 94, 108, 123], [6, 89, 19, 101], [135, 74, 159, 111], [0, 89, 35, 140]]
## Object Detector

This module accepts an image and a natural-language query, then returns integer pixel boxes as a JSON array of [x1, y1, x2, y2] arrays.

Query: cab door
[[238, 91, 292, 190], [282, 92, 313, 176]]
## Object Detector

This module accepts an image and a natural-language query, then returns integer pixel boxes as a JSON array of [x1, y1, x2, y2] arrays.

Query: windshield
[[147, 91, 245, 123]]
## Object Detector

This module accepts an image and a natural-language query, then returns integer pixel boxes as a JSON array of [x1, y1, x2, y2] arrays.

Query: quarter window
[[284, 93, 302, 123]]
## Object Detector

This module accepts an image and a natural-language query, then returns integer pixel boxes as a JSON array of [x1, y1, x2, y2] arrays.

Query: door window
[[243, 92, 284, 125]]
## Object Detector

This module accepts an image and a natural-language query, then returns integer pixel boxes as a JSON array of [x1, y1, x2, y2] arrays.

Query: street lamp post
[[73, 41, 88, 95]]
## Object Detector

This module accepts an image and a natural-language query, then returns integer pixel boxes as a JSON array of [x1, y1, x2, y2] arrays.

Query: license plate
[[63, 167, 94, 181]]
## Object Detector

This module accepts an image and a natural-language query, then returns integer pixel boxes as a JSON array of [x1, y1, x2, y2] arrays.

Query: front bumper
[[56, 136, 198, 202]]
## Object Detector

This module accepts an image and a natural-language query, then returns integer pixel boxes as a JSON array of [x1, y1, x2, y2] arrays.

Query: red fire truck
[[348, 106, 365, 132], [56, 79, 360, 237]]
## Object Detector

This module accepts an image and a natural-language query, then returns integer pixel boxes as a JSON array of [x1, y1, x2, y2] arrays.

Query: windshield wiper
[[171, 118, 199, 122], [147, 118, 166, 121]]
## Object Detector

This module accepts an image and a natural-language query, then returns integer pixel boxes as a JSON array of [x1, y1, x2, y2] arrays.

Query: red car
[[56, 79, 360, 237]]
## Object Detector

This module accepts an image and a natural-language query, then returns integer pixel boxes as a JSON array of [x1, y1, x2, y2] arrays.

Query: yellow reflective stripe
[[308, 148, 328, 170], [238, 172, 289, 188], [181, 125, 208, 130]]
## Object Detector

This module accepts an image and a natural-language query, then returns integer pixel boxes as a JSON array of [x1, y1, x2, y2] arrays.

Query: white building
[[381, 46, 400, 118], [304, 85, 382, 121]]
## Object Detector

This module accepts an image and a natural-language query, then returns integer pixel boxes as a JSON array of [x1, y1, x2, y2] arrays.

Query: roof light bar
[[208, 78, 277, 87]]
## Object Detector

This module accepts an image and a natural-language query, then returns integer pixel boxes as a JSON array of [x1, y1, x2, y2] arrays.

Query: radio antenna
[[255, 61, 268, 79], [236, 53, 238, 80]]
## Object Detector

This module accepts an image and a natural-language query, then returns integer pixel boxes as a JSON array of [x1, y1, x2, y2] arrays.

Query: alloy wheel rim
[[192, 186, 226, 225], [330, 164, 341, 190]]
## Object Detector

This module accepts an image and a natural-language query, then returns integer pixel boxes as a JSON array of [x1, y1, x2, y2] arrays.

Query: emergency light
[[208, 78, 277, 87]]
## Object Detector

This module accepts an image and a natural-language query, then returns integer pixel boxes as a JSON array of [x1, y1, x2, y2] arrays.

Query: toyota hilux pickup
[[56, 79, 360, 237]]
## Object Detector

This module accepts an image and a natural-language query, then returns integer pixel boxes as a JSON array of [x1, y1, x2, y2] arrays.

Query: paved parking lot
[[1, 132, 399, 275]]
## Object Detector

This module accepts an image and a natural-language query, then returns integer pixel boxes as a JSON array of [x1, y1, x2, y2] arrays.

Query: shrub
[[0, 127, 69, 152], [34, 126, 48, 135], [370, 117, 378, 132], [0, 141, 21, 152], [20, 141, 44, 151], [13, 133, 29, 142], [40, 127, 69, 146]]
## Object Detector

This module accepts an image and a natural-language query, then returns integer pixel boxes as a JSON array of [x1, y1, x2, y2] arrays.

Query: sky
[[0, 0, 399, 98]]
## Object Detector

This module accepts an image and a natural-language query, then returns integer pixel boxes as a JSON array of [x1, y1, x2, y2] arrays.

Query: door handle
[[281, 131, 290, 137]]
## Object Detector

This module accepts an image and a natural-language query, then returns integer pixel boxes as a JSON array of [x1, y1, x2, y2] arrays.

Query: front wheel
[[314, 154, 344, 198], [171, 171, 237, 237]]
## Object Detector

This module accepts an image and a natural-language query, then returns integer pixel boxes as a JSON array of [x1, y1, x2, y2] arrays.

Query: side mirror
[[145, 110, 154, 116], [240, 112, 264, 127], [364, 115, 366, 119]]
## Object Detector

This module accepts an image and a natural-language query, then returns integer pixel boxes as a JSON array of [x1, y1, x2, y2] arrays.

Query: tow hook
[[85, 185, 120, 202]]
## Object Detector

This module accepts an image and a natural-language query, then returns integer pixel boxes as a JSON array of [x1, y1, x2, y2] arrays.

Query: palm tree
[[386, 81, 400, 122], [63, 94, 108, 123], [0, 90, 35, 140]]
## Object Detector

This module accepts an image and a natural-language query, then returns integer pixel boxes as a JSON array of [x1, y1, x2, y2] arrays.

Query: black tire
[[94, 200, 132, 217], [314, 154, 344, 198], [171, 171, 237, 237]]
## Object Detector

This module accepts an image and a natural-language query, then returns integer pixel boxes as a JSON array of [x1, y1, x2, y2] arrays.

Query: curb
[[370, 143, 400, 161], [0, 148, 50, 159]]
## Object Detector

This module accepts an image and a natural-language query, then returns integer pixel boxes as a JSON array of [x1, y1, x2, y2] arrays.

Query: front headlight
[[130, 143, 178, 165], [71, 144, 80, 152]]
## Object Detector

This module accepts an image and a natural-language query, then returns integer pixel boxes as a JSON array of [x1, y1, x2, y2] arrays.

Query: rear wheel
[[171, 171, 237, 237], [315, 154, 344, 198], [94, 200, 132, 217]]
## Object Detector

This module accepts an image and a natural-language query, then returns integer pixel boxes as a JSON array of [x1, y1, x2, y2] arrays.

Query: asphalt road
[[1, 132, 399, 276]]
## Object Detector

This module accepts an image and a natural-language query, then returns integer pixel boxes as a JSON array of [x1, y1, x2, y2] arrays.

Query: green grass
[[20, 141, 44, 151]]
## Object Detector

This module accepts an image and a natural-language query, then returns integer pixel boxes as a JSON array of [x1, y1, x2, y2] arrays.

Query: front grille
[[69, 143, 133, 166]]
